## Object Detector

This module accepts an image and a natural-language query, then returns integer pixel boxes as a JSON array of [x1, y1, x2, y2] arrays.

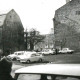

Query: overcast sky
[[0, 0, 66, 34]]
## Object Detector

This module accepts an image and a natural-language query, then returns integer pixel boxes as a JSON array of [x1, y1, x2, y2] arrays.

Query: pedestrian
[[55, 48, 58, 55], [0, 54, 15, 80]]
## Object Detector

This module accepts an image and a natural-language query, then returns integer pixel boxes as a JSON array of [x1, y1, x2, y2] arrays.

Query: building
[[44, 34, 54, 49], [54, 0, 80, 51], [34, 29, 55, 51], [0, 9, 24, 54]]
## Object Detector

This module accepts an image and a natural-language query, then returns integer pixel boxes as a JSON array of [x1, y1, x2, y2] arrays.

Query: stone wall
[[54, 0, 80, 51]]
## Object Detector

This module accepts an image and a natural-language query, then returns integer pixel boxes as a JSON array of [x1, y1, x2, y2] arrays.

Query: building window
[[76, 11, 80, 15], [10, 15, 12, 18]]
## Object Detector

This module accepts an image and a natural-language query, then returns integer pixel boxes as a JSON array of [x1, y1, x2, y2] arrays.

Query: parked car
[[14, 64, 80, 80], [59, 48, 74, 54], [41, 49, 55, 55], [17, 52, 44, 63], [16, 51, 36, 61], [7, 51, 26, 60]]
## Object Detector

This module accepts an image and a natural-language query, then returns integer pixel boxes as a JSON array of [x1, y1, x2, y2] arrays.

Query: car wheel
[[59, 52, 61, 54], [20, 60, 23, 63], [27, 60, 30, 63], [39, 58, 42, 62], [49, 53, 52, 55], [71, 52, 73, 54], [18, 60, 20, 62], [13, 58, 16, 61], [42, 53, 44, 56], [69, 52, 73, 54]]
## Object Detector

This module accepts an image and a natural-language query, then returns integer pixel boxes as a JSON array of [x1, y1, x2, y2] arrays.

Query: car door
[[30, 53, 37, 62], [35, 53, 42, 61]]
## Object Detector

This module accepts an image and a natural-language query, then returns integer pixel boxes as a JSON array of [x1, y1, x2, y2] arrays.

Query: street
[[11, 63, 24, 77], [11, 53, 80, 78]]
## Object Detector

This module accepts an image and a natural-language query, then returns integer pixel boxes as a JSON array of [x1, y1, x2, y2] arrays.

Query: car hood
[[8, 54, 16, 57], [15, 64, 80, 76]]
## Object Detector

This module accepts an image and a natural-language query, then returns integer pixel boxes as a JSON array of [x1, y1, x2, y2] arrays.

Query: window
[[31, 54, 36, 57], [36, 53, 40, 56], [14, 53, 17, 55], [18, 53, 23, 55], [10, 15, 12, 18]]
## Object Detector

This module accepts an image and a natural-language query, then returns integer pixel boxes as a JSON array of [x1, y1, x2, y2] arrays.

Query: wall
[[2, 9, 24, 53], [54, 0, 80, 51]]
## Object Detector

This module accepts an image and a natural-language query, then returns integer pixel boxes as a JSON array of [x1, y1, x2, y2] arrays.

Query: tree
[[27, 28, 45, 51]]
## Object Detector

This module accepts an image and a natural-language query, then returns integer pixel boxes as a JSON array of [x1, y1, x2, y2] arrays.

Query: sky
[[0, 0, 66, 34]]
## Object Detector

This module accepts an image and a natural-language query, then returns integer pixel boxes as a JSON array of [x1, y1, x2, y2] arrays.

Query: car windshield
[[17, 74, 79, 80], [25, 53, 35, 57], [17, 53, 23, 55], [62, 48, 68, 50], [14, 53, 17, 55], [42, 49, 50, 52]]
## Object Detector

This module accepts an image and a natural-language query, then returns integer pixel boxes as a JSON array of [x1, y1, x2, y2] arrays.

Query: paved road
[[44, 53, 80, 63], [11, 63, 24, 78]]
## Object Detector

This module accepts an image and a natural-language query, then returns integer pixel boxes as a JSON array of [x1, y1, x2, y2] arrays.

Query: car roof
[[14, 51, 36, 53], [14, 51, 25, 53], [25, 51, 36, 53], [15, 64, 80, 77]]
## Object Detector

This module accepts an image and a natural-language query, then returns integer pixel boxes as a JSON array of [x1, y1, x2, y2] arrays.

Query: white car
[[15, 64, 80, 80], [59, 48, 74, 54], [16, 51, 36, 61], [41, 49, 55, 55], [17, 52, 44, 63], [7, 51, 26, 60]]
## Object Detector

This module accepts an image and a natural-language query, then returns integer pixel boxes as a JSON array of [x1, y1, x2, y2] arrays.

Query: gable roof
[[0, 9, 13, 26]]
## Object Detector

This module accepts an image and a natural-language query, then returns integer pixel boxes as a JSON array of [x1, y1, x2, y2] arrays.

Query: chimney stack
[[66, 0, 70, 3]]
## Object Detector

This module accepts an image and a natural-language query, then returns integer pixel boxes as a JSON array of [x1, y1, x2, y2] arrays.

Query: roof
[[15, 64, 80, 77], [0, 9, 13, 26]]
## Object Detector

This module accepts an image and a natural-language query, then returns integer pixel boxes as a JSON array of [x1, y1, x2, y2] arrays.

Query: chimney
[[66, 0, 70, 3]]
